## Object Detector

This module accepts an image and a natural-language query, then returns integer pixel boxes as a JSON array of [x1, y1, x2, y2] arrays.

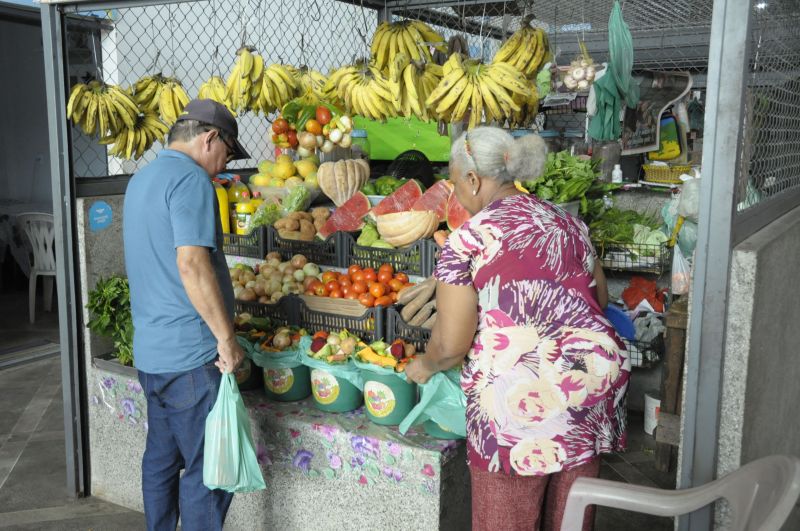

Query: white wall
[[0, 17, 51, 203]]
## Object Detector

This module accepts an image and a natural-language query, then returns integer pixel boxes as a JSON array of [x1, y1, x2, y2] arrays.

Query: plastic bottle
[[612, 164, 623, 184], [212, 180, 230, 233], [235, 199, 256, 235], [227, 175, 250, 231], [249, 191, 264, 210]]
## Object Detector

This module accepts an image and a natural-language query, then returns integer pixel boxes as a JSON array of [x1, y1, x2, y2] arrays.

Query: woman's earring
[[472, 189, 478, 196]]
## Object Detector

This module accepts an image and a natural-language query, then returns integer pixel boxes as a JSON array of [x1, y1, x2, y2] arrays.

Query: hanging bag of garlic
[[563, 41, 598, 92]]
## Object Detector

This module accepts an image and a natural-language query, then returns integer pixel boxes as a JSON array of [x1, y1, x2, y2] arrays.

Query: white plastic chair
[[561, 455, 800, 531], [17, 213, 56, 324]]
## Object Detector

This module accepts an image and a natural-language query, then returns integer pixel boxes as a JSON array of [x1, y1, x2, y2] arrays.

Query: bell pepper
[[358, 347, 397, 368]]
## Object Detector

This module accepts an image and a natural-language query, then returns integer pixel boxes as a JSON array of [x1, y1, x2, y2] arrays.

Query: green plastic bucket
[[362, 371, 417, 426], [263, 365, 310, 402], [235, 358, 262, 391], [309, 367, 363, 413], [423, 420, 464, 440]]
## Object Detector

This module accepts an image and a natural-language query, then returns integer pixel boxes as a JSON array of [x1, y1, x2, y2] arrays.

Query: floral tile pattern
[[92, 374, 148, 431]]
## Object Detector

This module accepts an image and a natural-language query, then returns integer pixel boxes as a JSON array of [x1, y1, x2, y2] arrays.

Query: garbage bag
[[671, 245, 691, 295], [203, 373, 266, 493], [398, 368, 466, 438]]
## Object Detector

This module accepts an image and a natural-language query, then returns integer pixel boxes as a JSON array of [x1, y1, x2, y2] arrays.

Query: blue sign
[[88, 201, 113, 232]]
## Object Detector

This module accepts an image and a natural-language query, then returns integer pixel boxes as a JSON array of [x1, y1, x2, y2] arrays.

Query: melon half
[[375, 210, 439, 247]]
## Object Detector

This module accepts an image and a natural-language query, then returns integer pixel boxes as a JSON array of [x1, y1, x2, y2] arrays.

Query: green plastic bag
[[203, 373, 266, 493], [608, 0, 639, 108], [250, 340, 305, 370], [352, 357, 409, 381], [399, 368, 466, 438], [300, 337, 364, 390]]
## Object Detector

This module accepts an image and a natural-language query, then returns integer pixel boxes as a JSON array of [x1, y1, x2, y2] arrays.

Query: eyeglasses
[[216, 132, 236, 163]]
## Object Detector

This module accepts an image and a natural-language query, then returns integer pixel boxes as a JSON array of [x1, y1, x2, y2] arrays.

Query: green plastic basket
[[309, 367, 363, 413], [263, 365, 311, 402], [361, 370, 417, 426]]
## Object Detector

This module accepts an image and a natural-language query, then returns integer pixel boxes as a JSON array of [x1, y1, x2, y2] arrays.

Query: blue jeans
[[138, 360, 233, 531]]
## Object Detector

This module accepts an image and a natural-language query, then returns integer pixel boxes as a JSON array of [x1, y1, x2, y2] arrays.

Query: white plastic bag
[[678, 172, 701, 222], [671, 245, 691, 295]]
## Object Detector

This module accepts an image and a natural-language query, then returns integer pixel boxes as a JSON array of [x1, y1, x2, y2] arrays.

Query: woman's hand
[[405, 356, 436, 384]]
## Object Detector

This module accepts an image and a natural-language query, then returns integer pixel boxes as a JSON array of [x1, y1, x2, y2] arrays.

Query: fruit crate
[[385, 307, 432, 354], [343, 233, 438, 277], [265, 226, 340, 267], [593, 240, 673, 276], [623, 334, 664, 369], [234, 296, 299, 329], [296, 296, 385, 343], [223, 227, 267, 260]]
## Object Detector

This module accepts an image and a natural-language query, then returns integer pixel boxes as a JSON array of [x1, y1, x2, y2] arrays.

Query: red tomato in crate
[[316, 106, 332, 126], [348, 264, 362, 277], [358, 293, 376, 307], [363, 268, 377, 283], [379, 264, 394, 276], [394, 272, 409, 284], [272, 118, 289, 134], [377, 271, 393, 284], [325, 281, 339, 293], [374, 295, 393, 307]]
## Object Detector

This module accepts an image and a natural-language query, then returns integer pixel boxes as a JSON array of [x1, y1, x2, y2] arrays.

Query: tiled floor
[[0, 283, 677, 530]]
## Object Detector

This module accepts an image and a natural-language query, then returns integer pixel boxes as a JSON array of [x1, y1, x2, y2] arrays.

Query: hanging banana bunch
[[426, 53, 531, 129], [253, 63, 299, 115], [508, 84, 541, 128], [225, 46, 265, 114], [100, 110, 170, 161], [132, 74, 168, 112], [286, 65, 327, 101], [385, 52, 442, 122], [326, 60, 396, 121], [370, 20, 447, 72], [198, 76, 233, 113], [67, 80, 139, 137], [132, 74, 190, 126], [492, 17, 549, 78]]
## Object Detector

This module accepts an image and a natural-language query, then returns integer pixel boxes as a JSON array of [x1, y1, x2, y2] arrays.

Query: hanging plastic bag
[[671, 245, 691, 295], [203, 373, 266, 493], [398, 368, 466, 438]]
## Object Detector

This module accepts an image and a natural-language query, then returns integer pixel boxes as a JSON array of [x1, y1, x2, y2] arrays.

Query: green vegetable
[[370, 239, 394, 249], [375, 175, 407, 196], [523, 151, 599, 205], [282, 185, 311, 213], [249, 202, 282, 231], [361, 182, 377, 195], [86, 276, 133, 366], [357, 223, 380, 247], [589, 207, 661, 245]]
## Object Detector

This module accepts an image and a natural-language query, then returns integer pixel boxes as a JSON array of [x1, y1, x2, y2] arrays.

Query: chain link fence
[[734, 0, 800, 213], [65, 0, 721, 179]]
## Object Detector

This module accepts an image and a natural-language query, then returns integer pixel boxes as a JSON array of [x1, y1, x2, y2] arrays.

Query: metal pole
[[678, 0, 752, 529], [41, 3, 86, 496]]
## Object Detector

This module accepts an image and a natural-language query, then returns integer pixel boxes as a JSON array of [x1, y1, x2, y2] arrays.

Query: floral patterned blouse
[[434, 194, 630, 476]]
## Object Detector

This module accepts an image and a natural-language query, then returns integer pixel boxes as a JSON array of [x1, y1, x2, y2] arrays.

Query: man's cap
[[176, 99, 251, 160]]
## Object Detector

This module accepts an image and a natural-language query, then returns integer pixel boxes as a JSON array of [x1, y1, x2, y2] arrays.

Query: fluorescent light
[[755, 2, 768, 9]]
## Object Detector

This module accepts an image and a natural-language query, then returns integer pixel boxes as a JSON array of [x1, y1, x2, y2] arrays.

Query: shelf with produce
[[266, 226, 341, 267], [344, 231, 438, 278]]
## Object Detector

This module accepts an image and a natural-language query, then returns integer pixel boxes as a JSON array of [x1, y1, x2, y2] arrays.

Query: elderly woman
[[406, 127, 630, 531]]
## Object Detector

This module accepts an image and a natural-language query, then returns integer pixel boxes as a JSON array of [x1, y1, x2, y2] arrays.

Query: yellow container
[[234, 200, 256, 235], [228, 175, 251, 230], [212, 181, 230, 233], [250, 191, 264, 211]]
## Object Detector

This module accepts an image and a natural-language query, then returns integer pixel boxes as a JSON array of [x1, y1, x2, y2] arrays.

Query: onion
[[577, 79, 590, 90], [293, 269, 306, 282], [273, 332, 292, 349], [258, 295, 270, 304], [297, 146, 312, 158], [320, 140, 334, 153], [291, 254, 308, 269], [327, 335, 341, 346], [271, 292, 283, 303], [268, 279, 282, 294], [585, 67, 596, 81], [254, 282, 267, 296], [564, 75, 578, 90], [266, 252, 281, 261], [329, 128, 343, 144], [340, 337, 357, 355], [230, 269, 241, 280], [238, 288, 257, 301], [233, 285, 244, 298], [277, 263, 288, 273], [282, 283, 294, 295], [303, 276, 317, 289], [242, 271, 256, 283], [303, 263, 320, 277], [282, 273, 295, 284], [580, 60, 590, 68], [316, 135, 325, 148], [572, 67, 586, 81], [339, 115, 353, 133], [339, 134, 352, 149], [266, 257, 281, 268], [245, 280, 257, 289]]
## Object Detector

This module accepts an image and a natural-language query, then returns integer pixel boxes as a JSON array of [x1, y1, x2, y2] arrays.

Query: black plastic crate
[[296, 297, 385, 343], [223, 227, 267, 259], [385, 307, 432, 354], [234, 296, 298, 329], [623, 334, 664, 369], [266, 226, 340, 267], [343, 232, 438, 277], [592, 240, 672, 276]]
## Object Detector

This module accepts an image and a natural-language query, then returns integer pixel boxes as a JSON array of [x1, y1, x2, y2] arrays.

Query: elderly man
[[123, 99, 250, 530]]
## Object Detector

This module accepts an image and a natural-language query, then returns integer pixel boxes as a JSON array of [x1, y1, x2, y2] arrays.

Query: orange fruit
[[305, 119, 322, 136]]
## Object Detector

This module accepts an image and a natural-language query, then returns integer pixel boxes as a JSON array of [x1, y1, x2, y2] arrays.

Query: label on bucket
[[364, 381, 396, 418], [311, 369, 340, 405], [264, 368, 294, 394]]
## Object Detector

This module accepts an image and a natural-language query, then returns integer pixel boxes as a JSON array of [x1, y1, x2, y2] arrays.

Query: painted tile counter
[[87, 363, 470, 530]]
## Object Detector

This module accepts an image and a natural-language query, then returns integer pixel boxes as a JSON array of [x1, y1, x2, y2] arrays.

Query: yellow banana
[[469, 81, 483, 129], [434, 75, 469, 116], [478, 79, 503, 122], [480, 73, 520, 114], [67, 84, 87, 120], [84, 97, 98, 135], [400, 26, 422, 61], [251, 53, 264, 83], [451, 81, 474, 123], [493, 31, 523, 64], [488, 63, 532, 96], [425, 65, 466, 107], [159, 85, 177, 124]]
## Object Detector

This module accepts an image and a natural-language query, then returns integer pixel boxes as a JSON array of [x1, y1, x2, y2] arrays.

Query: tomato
[[358, 293, 376, 307], [305, 119, 322, 136], [286, 129, 298, 148], [394, 272, 409, 284], [374, 295, 393, 307], [304, 289, 315, 296], [316, 106, 332, 126], [272, 118, 289, 134], [345, 291, 359, 300], [379, 264, 394, 276], [363, 268, 377, 283], [338, 273, 351, 284], [369, 283, 386, 298], [351, 271, 366, 284], [348, 264, 362, 277], [377, 271, 393, 284], [352, 281, 367, 295], [325, 280, 339, 293], [329, 289, 343, 298], [390, 291, 398, 302], [303, 276, 317, 290], [307, 279, 322, 292], [388, 279, 404, 293], [321, 271, 338, 284], [341, 286, 351, 296], [313, 283, 329, 297]]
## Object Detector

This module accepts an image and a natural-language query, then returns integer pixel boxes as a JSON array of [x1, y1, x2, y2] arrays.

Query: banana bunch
[[426, 54, 532, 129], [371, 20, 446, 72], [100, 110, 170, 160], [386, 53, 442, 121], [133, 74, 190, 125], [132, 75, 167, 112], [288, 66, 327, 101], [326, 61, 396, 121], [492, 19, 549, 78], [67, 80, 139, 137], [253, 63, 297, 115], [509, 84, 540, 128], [226, 47, 265, 114], [198, 76, 233, 113]]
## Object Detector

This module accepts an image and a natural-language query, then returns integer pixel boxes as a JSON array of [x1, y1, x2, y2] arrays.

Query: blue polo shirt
[[123, 149, 234, 374]]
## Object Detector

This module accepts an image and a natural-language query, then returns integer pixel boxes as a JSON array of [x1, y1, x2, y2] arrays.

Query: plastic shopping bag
[[398, 368, 466, 438], [203, 373, 266, 493], [671, 245, 691, 295]]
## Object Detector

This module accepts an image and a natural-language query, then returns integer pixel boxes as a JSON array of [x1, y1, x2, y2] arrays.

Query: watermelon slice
[[411, 180, 453, 223], [446, 191, 471, 231], [369, 180, 423, 218], [318, 192, 370, 239]]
